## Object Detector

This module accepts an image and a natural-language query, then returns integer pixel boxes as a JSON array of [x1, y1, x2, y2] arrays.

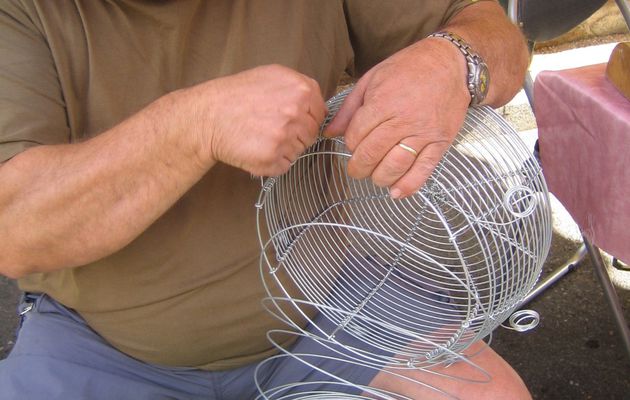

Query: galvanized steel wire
[[255, 87, 552, 398]]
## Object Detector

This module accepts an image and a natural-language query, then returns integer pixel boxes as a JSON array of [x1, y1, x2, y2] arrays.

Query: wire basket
[[255, 87, 552, 397]]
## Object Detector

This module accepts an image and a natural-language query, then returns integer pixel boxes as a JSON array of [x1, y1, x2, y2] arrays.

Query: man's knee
[[367, 341, 532, 400]]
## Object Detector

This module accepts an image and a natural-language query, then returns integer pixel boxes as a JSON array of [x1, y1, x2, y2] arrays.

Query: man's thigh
[[0, 294, 216, 400]]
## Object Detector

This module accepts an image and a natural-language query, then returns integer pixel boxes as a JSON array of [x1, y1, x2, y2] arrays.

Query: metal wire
[[502, 309, 540, 332], [255, 86, 552, 398]]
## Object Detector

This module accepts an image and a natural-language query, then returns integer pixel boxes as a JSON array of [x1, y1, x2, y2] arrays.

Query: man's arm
[[325, 1, 529, 199], [443, 1, 529, 107], [0, 65, 325, 279]]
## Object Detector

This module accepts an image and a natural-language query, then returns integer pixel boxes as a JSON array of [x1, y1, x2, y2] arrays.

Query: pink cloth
[[534, 63, 630, 264]]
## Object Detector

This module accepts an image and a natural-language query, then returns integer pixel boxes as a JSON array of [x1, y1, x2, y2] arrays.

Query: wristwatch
[[428, 31, 490, 106]]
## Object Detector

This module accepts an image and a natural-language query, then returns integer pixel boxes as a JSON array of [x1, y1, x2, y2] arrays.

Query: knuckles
[[279, 103, 302, 120], [213, 64, 324, 178]]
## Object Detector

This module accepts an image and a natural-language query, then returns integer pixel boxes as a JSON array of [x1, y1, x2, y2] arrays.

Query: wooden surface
[[606, 42, 630, 100]]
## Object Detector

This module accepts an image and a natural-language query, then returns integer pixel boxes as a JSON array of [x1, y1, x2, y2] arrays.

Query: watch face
[[472, 62, 490, 105], [479, 64, 489, 96]]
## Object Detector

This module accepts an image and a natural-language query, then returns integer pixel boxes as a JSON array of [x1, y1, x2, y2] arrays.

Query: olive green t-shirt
[[1, 0, 482, 370]]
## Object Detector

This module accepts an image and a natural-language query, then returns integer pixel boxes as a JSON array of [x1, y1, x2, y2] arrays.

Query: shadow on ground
[[1, 228, 629, 399], [492, 230, 630, 400]]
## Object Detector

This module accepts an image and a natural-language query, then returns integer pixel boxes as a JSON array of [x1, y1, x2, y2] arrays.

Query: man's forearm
[[0, 91, 212, 278], [0, 64, 326, 279], [440, 1, 529, 107]]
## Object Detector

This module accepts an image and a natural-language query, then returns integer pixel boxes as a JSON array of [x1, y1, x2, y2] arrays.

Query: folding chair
[[501, 0, 630, 360]]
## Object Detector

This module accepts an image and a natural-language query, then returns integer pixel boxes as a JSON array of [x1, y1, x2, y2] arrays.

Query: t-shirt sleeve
[[343, 0, 497, 77], [0, 1, 69, 162]]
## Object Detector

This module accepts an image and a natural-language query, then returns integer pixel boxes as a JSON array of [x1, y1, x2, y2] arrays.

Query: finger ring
[[397, 142, 418, 157]]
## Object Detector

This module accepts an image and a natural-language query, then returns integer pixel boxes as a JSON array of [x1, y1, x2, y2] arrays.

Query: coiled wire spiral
[[254, 87, 552, 399]]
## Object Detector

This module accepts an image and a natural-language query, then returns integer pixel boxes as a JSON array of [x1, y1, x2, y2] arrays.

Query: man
[[0, 0, 530, 398]]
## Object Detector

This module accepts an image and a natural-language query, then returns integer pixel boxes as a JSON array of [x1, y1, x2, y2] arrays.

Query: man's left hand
[[323, 37, 473, 199]]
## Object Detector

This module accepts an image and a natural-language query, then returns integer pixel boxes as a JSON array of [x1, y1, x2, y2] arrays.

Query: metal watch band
[[428, 31, 489, 106]]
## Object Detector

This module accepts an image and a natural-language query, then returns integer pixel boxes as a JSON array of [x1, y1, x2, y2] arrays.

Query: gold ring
[[397, 142, 418, 157]]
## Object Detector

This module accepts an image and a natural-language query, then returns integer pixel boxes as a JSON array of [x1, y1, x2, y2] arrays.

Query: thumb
[[322, 80, 367, 138]]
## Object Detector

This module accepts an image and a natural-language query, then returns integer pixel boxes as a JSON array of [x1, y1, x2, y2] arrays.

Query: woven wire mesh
[[255, 87, 552, 397]]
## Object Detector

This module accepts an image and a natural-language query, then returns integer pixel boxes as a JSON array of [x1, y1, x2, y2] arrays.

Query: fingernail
[[390, 188, 402, 200]]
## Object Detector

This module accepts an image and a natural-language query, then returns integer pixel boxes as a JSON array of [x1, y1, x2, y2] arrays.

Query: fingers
[[305, 78, 328, 125], [202, 64, 330, 178], [273, 76, 326, 174], [389, 141, 450, 199], [288, 116, 319, 160], [322, 78, 369, 138], [347, 124, 451, 199], [279, 75, 327, 173], [345, 122, 399, 179], [305, 115, 322, 147], [290, 81, 326, 162], [294, 77, 326, 151], [369, 140, 420, 186]]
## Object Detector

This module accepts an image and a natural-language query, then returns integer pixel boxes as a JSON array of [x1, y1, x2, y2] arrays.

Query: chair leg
[[615, 0, 630, 29], [523, 70, 535, 109], [519, 244, 587, 307], [583, 236, 630, 361]]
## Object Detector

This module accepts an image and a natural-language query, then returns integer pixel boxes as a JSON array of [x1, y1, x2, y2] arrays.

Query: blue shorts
[[0, 293, 382, 400]]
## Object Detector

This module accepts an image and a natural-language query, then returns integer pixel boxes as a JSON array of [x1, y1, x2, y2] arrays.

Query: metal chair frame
[[506, 0, 630, 360]]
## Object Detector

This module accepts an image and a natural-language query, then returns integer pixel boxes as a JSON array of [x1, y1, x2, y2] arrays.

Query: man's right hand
[[0, 65, 326, 277], [183, 64, 327, 177]]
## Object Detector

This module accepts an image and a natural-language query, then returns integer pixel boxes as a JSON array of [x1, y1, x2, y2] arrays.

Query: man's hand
[[323, 38, 470, 199], [323, 1, 528, 200], [186, 64, 327, 177]]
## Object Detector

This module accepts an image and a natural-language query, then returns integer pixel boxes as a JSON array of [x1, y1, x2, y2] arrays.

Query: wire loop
[[503, 309, 540, 332]]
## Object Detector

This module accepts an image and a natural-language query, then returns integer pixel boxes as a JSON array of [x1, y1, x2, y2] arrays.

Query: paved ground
[[1, 39, 629, 399], [0, 276, 18, 359], [492, 231, 630, 400]]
